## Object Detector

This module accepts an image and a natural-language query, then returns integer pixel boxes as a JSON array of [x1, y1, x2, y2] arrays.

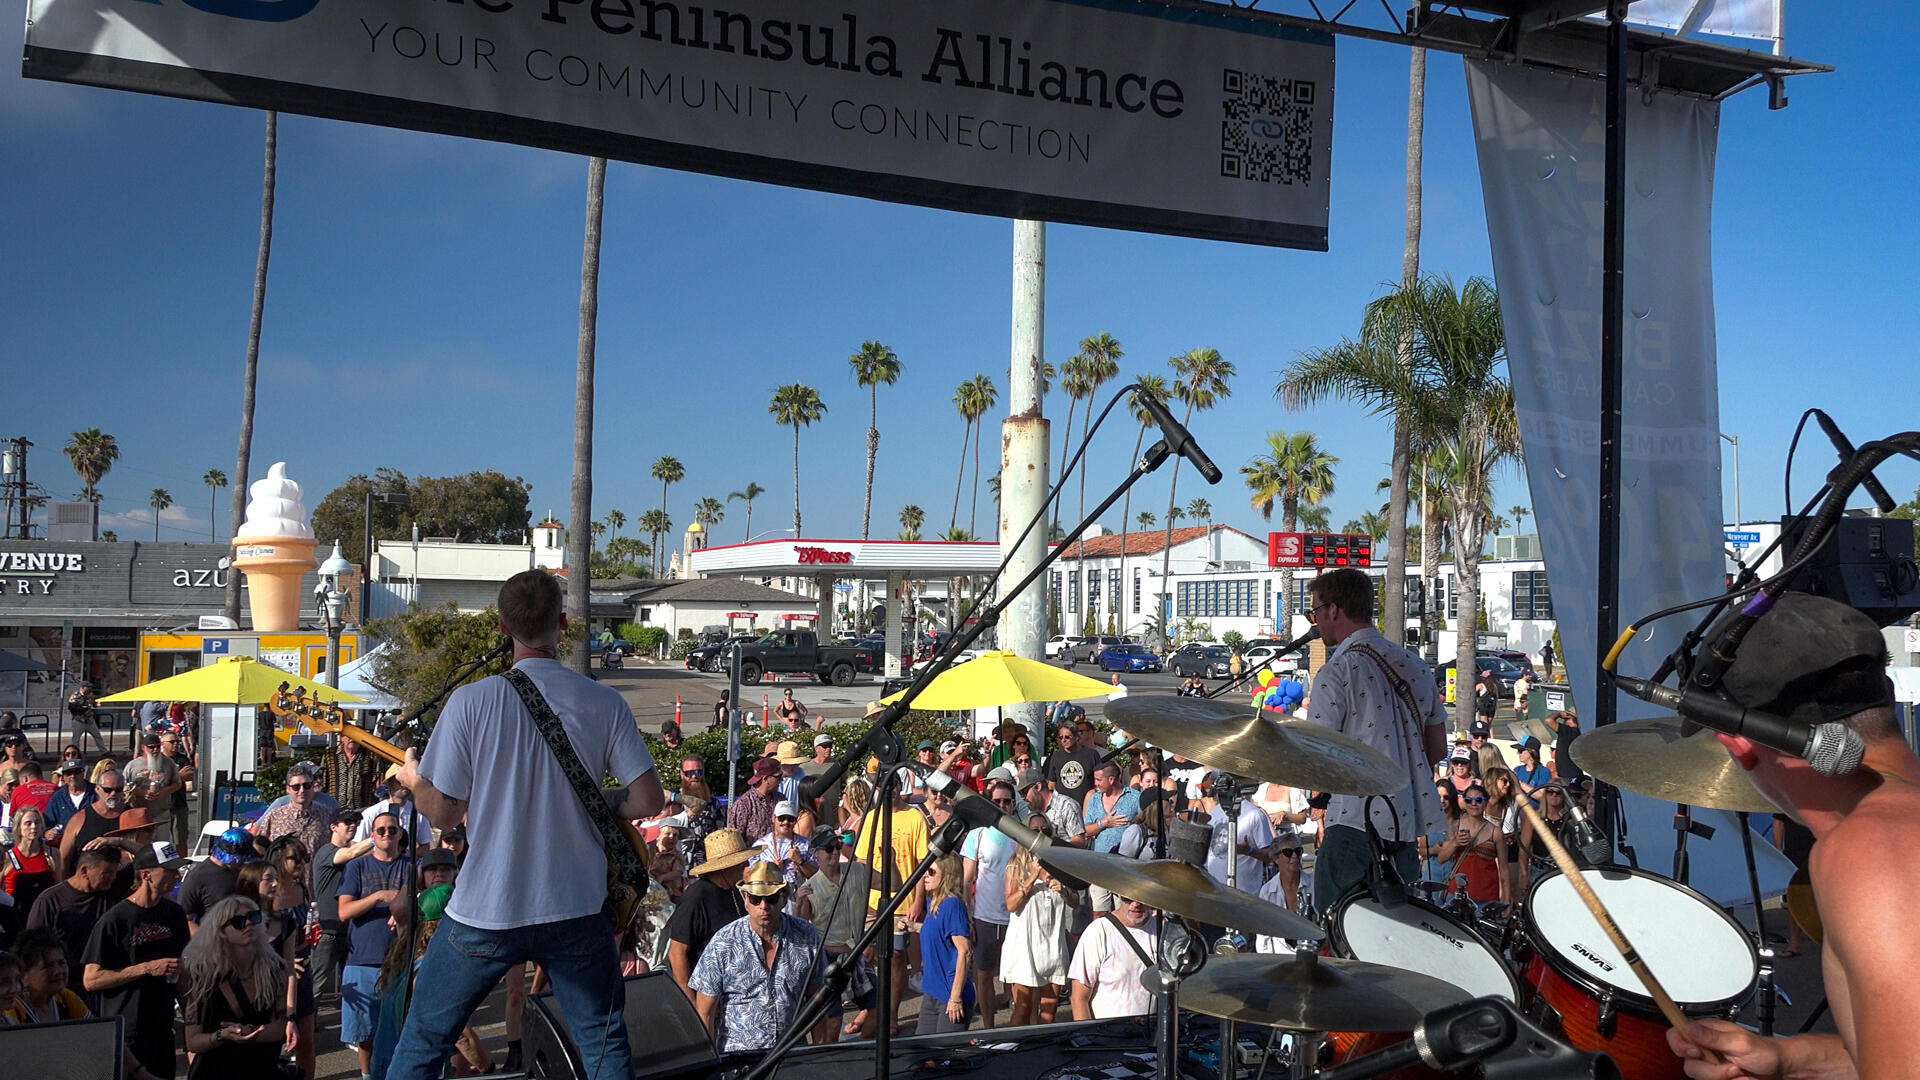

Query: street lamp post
[[361, 489, 410, 623], [317, 541, 354, 688], [1720, 432, 1742, 526]]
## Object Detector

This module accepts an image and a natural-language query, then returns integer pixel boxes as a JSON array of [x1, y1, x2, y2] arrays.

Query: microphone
[[1559, 794, 1613, 868], [1363, 815, 1408, 909], [914, 763, 1050, 851], [1134, 387, 1223, 484], [1814, 410, 1898, 513], [1614, 674, 1867, 777]]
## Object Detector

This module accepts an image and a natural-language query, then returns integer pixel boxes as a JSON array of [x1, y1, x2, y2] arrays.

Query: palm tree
[[1510, 505, 1530, 533], [650, 455, 684, 528], [1348, 510, 1389, 542], [729, 482, 766, 542], [1074, 333, 1123, 530], [1156, 348, 1234, 646], [148, 489, 173, 540], [1053, 355, 1095, 536], [1299, 505, 1333, 532], [1136, 511, 1156, 529], [1489, 513, 1511, 537], [1379, 44, 1429, 647], [1185, 498, 1212, 525], [63, 429, 120, 503], [566, 155, 608, 670], [1166, 507, 1186, 525], [227, 110, 278, 623], [941, 526, 974, 542], [694, 496, 724, 529], [962, 374, 999, 536], [202, 469, 228, 542], [638, 508, 673, 576], [849, 341, 902, 539], [603, 508, 627, 537], [898, 504, 925, 541], [1241, 430, 1338, 628], [769, 384, 826, 535]]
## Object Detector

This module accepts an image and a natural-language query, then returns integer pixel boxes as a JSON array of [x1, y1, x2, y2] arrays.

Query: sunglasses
[[286, 783, 310, 791], [226, 910, 265, 930], [1462, 796, 1488, 805], [991, 798, 1015, 808], [1276, 848, 1303, 858], [374, 826, 401, 836], [97, 785, 123, 794], [775, 816, 797, 823], [743, 891, 788, 907], [682, 769, 704, 777]]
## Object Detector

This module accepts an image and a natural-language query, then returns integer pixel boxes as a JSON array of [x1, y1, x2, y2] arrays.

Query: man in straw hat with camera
[[691, 859, 824, 1052], [666, 828, 761, 1004]]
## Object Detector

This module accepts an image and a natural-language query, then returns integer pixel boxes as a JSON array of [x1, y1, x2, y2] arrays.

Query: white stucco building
[[1046, 524, 1271, 638]]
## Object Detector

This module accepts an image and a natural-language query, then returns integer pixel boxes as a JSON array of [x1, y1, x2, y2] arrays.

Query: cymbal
[[1038, 847, 1325, 942], [1105, 696, 1403, 796], [1180, 953, 1472, 1032], [1570, 716, 1778, 813]]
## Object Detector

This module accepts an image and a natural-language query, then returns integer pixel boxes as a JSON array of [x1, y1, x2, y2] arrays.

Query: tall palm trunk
[[1154, 399, 1196, 649], [863, 386, 879, 539], [224, 111, 276, 622], [742, 500, 753, 543], [1076, 394, 1096, 536], [1421, 469, 1442, 665], [969, 417, 984, 537], [1117, 422, 1149, 634], [1052, 404, 1075, 536], [950, 419, 971, 532], [790, 425, 803, 535], [1385, 47, 1426, 645], [568, 156, 607, 673]]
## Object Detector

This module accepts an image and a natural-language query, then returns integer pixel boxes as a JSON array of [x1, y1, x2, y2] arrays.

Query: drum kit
[[1063, 697, 1781, 1080]]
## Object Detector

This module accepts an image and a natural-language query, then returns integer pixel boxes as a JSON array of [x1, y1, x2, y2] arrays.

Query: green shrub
[[254, 756, 294, 804], [619, 624, 670, 653], [668, 638, 697, 660]]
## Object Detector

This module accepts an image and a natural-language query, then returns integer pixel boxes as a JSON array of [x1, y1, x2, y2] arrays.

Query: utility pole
[[1000, 219, 1050, 745], [2, 437, 33, 539]]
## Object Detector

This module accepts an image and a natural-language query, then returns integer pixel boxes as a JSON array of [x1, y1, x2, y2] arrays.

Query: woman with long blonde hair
[[1003, 817, 1074, 1025], [3, 806, 60, 912], [180, 895, 289, 1077], [838, 777, 871, 833], [1481, 766, 1527, 897], [916, 853, 973, 1033]]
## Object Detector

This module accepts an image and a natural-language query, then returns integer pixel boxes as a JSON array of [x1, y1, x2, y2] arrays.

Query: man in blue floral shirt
[[690, 860, 823, 1051]]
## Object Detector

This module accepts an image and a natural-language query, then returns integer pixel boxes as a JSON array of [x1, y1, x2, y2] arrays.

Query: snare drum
[[1523, 868, 1757, 1080], [1323, 892, 1521, 1078]]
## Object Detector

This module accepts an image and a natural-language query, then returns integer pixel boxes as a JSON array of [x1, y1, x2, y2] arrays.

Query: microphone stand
[[1736, 810, 1778, 1037], [775, 440, 1176, 1080]]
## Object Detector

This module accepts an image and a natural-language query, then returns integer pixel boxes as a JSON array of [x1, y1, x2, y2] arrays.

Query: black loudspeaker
[[0, 1016, 126, 1080], [524, 970, 717, 1080], [1782, 514, 1920, 626]]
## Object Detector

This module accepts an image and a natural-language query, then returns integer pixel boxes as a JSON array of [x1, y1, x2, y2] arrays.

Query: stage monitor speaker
[[525, 970, 717, 1080], [1782, 514, 1920, 626], [0, 1016, 125, 1080]]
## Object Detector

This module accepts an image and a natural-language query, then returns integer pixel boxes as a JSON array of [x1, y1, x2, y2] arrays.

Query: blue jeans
[[386, 911, 632, 1080]]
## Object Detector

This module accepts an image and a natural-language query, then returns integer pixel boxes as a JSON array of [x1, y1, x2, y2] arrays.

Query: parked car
[[683, 632, 763, 673], [1242, 644, 1306, 675], [1436, 655, 1527, 698], [1044, 634, 1076, 660], [1493, 649, 1539, 680], [1169, 643, 1233, 678], [1097, 643, 1163, 673], [731, 630, 877, 686], [1076, 635, 1126, 662]]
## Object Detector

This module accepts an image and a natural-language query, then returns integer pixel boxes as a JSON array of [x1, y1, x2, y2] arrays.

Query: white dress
[[1002, 878, 1071, 988]]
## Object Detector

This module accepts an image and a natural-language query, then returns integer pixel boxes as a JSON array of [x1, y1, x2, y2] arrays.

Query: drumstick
[[1515, 797, 1721, 1066]]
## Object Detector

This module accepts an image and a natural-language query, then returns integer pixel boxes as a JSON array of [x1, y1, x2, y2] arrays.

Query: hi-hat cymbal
[[1180, 953, 1472, 1032], [1039, 847, 1325, 942], [1105, 696, 1404, 796], [1570, 716, 1778, 813]]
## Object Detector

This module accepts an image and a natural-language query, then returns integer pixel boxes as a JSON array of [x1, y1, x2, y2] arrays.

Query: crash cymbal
[[1180, 952, 1472, 1032], [1570, 716, 1778, 813], [1105, 696, 1404, 796], [1038, 847, 1325, 942]]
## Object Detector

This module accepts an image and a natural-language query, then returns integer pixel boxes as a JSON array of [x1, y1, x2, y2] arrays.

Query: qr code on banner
[[1220, 69, 1316, 186]]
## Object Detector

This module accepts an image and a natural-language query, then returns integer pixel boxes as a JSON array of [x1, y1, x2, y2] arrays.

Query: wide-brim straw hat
[[770, 739, 810, 765], [692, 828, 763, 876], [737, 860, 788, 897]]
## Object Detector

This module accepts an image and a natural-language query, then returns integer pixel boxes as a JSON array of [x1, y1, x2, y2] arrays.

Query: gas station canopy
[[688, 538, 1004, 581]]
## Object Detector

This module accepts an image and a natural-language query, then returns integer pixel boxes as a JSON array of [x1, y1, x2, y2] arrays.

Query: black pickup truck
[[727, 630, 877, 686]]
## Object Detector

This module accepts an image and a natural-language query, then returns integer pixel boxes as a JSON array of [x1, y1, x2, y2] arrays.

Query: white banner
[[1626, 0, 1783, 50], [24, 0, 1334, 248], [1466, 60, 1789, 901]]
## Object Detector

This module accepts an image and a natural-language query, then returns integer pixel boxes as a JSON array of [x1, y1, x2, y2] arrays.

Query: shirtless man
[[1664, 594, 1920, 1080]]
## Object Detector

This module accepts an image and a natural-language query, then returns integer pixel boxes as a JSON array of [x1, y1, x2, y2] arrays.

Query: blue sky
[[2, 4, 1913, 551]]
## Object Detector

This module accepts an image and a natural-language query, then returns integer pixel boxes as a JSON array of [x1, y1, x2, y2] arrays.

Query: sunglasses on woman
[[226, 910, 265, 930], [1462, 796, 1488, 805], [1276, 848, 1303, 858]]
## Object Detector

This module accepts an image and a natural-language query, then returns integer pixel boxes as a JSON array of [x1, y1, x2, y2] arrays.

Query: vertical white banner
[[1466, 60, 1789, 900]]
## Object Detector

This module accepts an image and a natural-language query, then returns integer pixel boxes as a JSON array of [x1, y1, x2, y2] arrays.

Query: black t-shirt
[[1045, 746, 1102, 802], [1550, 714, 1582, 779], [312, 841, 348, 928], [665, 876, 744, 970], [82, 897, 190, 1048], [66, 803, 122, 856], [177, 858, 238, 924], [25, 879, 121, 992], [166, 750, 191, 810]]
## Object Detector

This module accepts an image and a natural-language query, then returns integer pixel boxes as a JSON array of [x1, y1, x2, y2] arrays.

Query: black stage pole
[[1593, 0, 1630, 846]]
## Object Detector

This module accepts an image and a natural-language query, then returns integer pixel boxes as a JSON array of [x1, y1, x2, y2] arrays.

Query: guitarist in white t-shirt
[[388, 570, 665, 1080]]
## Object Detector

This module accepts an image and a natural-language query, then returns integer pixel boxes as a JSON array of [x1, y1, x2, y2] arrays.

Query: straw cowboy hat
[[691, 828, 763, 876], [769, 739, 810, 765], [737, 860, 788, 897]]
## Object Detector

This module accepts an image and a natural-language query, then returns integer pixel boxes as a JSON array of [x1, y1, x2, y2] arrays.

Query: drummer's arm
[[1818, 829, 1920, 1078]]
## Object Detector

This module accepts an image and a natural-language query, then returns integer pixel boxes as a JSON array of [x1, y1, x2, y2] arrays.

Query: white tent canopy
[[334, 644, 401, 712]]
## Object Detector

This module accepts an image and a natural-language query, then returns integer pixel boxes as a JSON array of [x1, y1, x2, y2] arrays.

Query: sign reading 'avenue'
[[24, 0, 1335, 247]]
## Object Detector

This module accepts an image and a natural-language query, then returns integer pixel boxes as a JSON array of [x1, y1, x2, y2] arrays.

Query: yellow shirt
[[854, 806, 930, 913]]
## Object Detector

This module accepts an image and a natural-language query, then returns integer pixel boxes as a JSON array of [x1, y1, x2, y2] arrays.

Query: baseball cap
[[1513, 735, 1542, 752], [57, 759, 86, 775], [140, 731, 160, 747], [915, 739, 936, 752], [1715, 592, 1894, 729], [331, 808, 362, 826], [419, 848, 459, 870], [813, 734, 833, 747], [1448, 747, 1473, 763], [772, 800, 799, 819], [133, 840, 191, 872], [1014, 768, 1044, 793], [939, 740, 958, 756], [1469, 720, 1491, 737]]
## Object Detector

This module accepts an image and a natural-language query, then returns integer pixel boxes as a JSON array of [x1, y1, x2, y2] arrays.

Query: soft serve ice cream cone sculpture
[[231, 462, 316, 632]]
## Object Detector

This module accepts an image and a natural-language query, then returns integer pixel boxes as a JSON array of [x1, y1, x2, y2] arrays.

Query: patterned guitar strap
[[501, 668, 650, 923]]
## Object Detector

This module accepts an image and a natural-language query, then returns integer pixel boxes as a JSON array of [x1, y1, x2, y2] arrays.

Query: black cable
[[1782, 408, 1817, 520]]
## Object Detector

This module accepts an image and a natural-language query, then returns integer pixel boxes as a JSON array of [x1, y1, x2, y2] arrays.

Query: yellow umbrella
[[879, 650, 1113, 711], [97, 655, 366, 706]]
